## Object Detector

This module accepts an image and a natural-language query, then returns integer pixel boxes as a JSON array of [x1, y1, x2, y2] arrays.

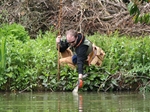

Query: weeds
[[0, 24, 150, 92]]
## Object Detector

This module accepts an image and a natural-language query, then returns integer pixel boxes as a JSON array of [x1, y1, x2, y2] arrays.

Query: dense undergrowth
[[0, 23, 150, 93]]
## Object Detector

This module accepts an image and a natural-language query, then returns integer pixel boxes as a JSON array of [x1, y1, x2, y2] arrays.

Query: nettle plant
[[0, 23, 58, 91], [1, 23, 150, 92]]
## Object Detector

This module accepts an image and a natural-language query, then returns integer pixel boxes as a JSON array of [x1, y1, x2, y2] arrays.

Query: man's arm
[[76, 45, 89, 78]]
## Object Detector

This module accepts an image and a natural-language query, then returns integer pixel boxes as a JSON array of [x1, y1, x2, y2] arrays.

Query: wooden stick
[[57, 44, 60, 81], [57, 0, 62, 81]]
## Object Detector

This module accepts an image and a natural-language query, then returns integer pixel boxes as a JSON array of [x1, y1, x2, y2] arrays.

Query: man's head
[[66, 29, 77, 46]]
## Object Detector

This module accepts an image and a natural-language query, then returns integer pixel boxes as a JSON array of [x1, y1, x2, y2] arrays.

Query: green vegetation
[[127, 0, 150, 24], [0, 23, 150, 93], [0, 36, 6, 75], [87, 32, 150, 92]]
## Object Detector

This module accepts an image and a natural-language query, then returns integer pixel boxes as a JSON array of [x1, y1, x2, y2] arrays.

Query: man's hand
[[78, 74, 83, 79], [56, 35, 61, 43]]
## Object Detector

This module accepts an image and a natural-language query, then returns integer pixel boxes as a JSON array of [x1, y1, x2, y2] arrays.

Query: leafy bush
[[5, 28, 57, 91], [0, 23, 29, 42], [87, 33, 150, 92], [0, 23, 58, 91], [0, 24, 150, 92]]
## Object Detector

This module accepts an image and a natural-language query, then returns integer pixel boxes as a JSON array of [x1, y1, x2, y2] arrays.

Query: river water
[[0, 91, 150, 112]]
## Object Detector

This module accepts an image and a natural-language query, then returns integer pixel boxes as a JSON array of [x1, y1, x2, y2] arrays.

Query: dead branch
[[0, 0, 150, 38]]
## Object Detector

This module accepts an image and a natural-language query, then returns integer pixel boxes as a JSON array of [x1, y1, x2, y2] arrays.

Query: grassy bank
[[0, 23, 150, 92]]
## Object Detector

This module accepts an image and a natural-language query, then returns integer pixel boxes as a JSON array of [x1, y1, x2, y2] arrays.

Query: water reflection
[[72, 92, 83, 112], [0, 92, 150, 112]]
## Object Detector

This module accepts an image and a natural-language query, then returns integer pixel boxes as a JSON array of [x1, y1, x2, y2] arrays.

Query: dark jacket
[[59, 33, 90, 74]]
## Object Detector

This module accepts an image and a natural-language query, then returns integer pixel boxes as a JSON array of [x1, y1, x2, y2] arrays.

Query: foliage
[[0, 24, 150, 93], [0, 37, 6, 75], [127, 0, 150, 24], [0, 23, 29, 42], [87, 32, 150, 92], [0, 23, 58, 91]]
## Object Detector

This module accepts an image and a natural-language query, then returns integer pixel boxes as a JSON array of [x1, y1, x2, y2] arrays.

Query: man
[[56, 29, 105, 88]]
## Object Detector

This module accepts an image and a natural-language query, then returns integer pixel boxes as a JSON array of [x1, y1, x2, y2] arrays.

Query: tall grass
[[87, 33, 150, 92], [0, 37, 6, 75], [88, 33, 150, 75]]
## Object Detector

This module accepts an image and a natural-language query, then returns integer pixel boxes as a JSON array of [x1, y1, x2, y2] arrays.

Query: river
[[0, 91, 150, 112]]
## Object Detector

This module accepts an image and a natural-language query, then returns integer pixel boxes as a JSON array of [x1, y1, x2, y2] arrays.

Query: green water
[[0, 92, 150, 112]]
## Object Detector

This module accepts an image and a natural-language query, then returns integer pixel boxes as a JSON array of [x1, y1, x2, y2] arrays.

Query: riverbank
[[0, 23, 150, 92]]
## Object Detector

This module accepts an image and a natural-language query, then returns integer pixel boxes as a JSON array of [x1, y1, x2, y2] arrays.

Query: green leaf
[[127, 2, 134, 13], [128, 2, 140, 16], [6, 73, 13, 78]]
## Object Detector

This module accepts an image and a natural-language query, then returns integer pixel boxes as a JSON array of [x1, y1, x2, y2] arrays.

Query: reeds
[[0, 37, 6, 75]]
